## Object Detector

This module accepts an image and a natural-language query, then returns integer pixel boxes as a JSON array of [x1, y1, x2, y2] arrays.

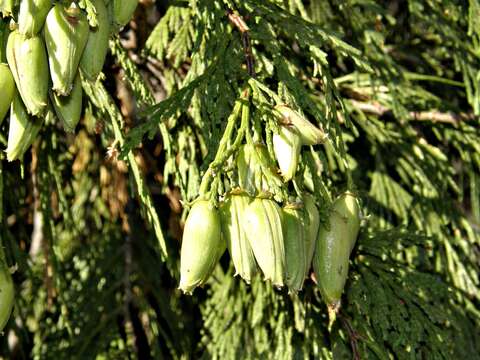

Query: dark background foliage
[[0, 0, 479, 358]]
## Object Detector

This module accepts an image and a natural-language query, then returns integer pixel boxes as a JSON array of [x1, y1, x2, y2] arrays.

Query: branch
[[226, 7, 255, 77], [338, 312, 362, 360], [349, 100, 477, 125]]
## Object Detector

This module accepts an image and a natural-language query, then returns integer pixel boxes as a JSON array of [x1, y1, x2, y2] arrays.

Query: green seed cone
[[283, 205, 306, 292], [237, 144, 253, 192], [111, 0, 138, 29], [220, 194, 257, 283], [237, 143, 282, 194], [6, 92, 42, 161], [0, 63, 15, 124], [339, 192, 361, 253], [0, 244, 14, 332], [237, 143, 262, 194], [179, 200, 225, 294], [18, 0, 52, 37], [273, 125, 301, 182], [244, 198, 285, 287], [6, 30, 49, 115], [80, 0, 110, 80], [0, 0, 15, 17], [51, 73, 83, 132], [253, 143, 284, 191], [44, 3, 89, 96], [302, 194, 320, 277], [313, 192, 360, 310], [275, 105, 326, 146]]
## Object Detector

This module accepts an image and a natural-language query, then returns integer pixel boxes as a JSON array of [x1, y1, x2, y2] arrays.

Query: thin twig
[[338, 312, 363, 360], [226, 8, 256, 77], [350, 100, 477, 125]]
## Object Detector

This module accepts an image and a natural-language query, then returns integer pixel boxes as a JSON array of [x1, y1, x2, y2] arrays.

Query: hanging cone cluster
[[177, 190, 348, 296], [0, 0, 139, 159], [178, 102, 360, 310], [179, 190, 360, 297]]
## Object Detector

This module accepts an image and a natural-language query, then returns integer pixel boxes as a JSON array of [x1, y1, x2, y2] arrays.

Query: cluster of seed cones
[[180, 192, 360, 300], [179, 105, 361, 311], [0, 0, 138, 161]]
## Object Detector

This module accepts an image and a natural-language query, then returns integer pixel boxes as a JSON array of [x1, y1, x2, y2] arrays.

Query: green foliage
[[0, 0, 479, 359]]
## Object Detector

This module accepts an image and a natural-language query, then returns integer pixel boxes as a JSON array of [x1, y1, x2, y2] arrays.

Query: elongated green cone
[[273, 125, 301, 182], [340, 192, 361, 253], [237, 144, 254, 192], [18, 0, 52, 37], [237, 143, 282, 194], [0, 244, 14, 332], [80, 0, 110, 80], [253, 143, 284, 191], [44, 3, 89, 96], [112, 0, 138, 29], [313, 192, 361, 312], [244, 198, 285, 287], [276, 105, 327, 145], [6, 31, 49, 115], [237, 144, 262, 194], [179, 200, 225, 294], [303, 194, 320, 277], [0, 63, 15, 124], [220, 194, 257, 283], [0, 0, 15, 17], [283, 205, 306, 292], [6, 92, 42, 161], [51, 73, 82, 132]]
